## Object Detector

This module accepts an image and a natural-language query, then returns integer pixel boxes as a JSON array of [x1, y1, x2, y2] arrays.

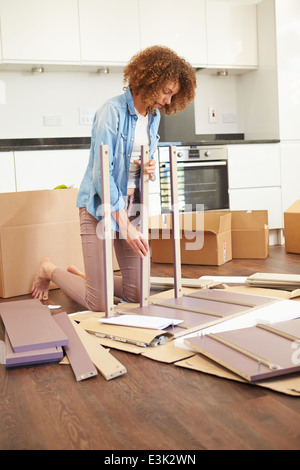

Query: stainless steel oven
[[159, 145, 229, 213]]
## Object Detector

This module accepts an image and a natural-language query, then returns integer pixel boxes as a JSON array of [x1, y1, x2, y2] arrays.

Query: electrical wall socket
[[43, 115, 62, 126], [79, 107, 96, 126], [222, 113, 238, 123]]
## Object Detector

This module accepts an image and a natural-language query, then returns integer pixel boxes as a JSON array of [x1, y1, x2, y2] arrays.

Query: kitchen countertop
[[0, 137, 280, 152], [158, 139, 280, 147]]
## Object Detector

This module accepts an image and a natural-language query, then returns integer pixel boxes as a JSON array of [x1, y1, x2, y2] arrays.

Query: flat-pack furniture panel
[[0, 299, 68, 353], [53, 312, 98, 382], [186, 320, 300, 382], [5, 333, 63, 368]]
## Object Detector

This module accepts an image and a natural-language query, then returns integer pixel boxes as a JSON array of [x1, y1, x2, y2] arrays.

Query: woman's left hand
[[134, 158, 156, 181]]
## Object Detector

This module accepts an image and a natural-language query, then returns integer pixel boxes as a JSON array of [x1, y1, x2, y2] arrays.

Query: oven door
[[159, 160, 229, 213]]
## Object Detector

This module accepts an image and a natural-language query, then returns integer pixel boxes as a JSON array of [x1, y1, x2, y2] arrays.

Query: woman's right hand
[[121, 222, 149, 258], [113, 208, 149, 258]]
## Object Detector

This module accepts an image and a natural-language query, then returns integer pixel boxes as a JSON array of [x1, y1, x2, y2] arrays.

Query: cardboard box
[[150, 211, 232, 266], [223, 210, 269, 259], [284, 200, 300, 254], [0, 189, 85, 298], [0, 189, 120, 298]]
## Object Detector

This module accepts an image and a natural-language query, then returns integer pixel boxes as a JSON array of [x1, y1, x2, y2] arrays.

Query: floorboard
[[1, 245, 300, 450]]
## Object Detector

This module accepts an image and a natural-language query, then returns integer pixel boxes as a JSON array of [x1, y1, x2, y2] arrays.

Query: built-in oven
[[159, 145, 229, 213]]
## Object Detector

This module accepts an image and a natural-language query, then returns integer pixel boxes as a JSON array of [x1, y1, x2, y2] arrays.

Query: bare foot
[[67, 265, 86, 279], [32, 257, 57, 300]]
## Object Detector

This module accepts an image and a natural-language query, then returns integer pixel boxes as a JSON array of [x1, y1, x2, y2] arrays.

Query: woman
[[32, 45, 196, 311]]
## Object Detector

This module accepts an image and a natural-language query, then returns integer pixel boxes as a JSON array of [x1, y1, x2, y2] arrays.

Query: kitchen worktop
[[158, 139, 280, 147], [0, 137, 280, 152]]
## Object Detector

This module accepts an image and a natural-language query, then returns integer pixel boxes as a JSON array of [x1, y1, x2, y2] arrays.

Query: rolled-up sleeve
[[92, 104, 126, 214]]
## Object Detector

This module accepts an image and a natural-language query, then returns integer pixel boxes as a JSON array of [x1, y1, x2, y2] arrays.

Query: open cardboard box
[[149, 211, 232, 266], [0, 189, 119, 298], [217, 210, 269, 259], [0, 189, 84, 298], [284, 200, 300, 254]]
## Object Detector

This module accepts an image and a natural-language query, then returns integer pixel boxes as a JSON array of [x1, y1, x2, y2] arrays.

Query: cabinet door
[[79, 0, 140, 64], [139, 0, 207, 67], [0, 152, 16, 192], [229, 187, 282, 229], [14, 149, 89, 191], [227, 144, 281, 189], [276, 0, 300, 140], [280, 142, 300, 212], [0, 0, 81, 63], [206, 0, 258, 68]]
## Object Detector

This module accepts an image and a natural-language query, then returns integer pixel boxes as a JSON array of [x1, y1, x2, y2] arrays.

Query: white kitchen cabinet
[[0, 152, 16, 192], [139, 0, 207, 67], [14, 149, 89, 192], [206, 0, 258, 69], [229, 187, 282, 230], [227, 144, 282, 229], [0, 0, 81, 63], [275, 0, 300, 140], [280, 142, 300, 213], [227, 144, 281, 189], [79, 0, 140, 65]]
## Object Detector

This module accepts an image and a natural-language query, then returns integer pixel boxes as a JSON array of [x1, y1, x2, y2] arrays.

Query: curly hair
[[123, 45, 197, 115]]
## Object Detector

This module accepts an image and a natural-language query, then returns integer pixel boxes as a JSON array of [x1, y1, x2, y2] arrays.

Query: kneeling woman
[[32, 45, 197, 311]]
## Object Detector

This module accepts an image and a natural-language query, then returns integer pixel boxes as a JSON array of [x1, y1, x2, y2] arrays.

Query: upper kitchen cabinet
[[139, 0, 207, 67], [79, 0, 140, 65], [0, 0, 81, 63], [206, 0, 258, 69]]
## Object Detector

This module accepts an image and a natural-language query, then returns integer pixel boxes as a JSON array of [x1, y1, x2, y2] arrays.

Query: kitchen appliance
[[159, 145, 229, 213]]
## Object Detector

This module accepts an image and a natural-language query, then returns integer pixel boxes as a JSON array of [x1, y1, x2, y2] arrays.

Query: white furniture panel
[[0, 0, 81, 63], [139, 0, 207, 67], [280, 142, 300, 212], [79, 0, 140, 64], [227, 144, 281, 189], [229, 187, 282, 230], [0, 152, 16, 192], [14, 149, 89, 191], [206, 0, 258, 68]]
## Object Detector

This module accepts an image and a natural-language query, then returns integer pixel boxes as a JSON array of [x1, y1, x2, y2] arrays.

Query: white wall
[[194, 72, 244, 135], [0, 66, 246, 140], [0, 70, 123, 138]]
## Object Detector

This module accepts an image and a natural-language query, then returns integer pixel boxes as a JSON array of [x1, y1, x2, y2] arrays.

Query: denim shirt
[[77, 87, 161, 231]]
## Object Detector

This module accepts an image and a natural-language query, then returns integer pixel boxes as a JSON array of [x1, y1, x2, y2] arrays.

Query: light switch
[[208, 106, 217, 123]]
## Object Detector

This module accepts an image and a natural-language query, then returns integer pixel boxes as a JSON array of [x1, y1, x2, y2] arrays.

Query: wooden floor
[[1, 245, 300, 451]]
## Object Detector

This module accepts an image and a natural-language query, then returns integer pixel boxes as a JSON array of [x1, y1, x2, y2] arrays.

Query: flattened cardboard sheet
[[53, 312, 98, 382], [141, 341, 196, 363], [186, 323, 300, 382], [79, 317, 173, 347], [0, 299, 69, 352], [5, 333, 63, 368]]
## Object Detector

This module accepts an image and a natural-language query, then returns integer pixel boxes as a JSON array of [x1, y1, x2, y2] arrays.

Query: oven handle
[[177, 160, 227, 168]]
